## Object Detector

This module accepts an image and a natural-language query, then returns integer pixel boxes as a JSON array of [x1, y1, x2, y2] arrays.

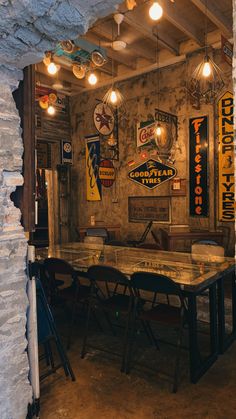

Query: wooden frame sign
[[128, 196, 170, 223], [189, 116, 208, 217]]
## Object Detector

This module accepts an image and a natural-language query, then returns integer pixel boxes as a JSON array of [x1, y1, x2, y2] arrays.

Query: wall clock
[[93, 102, 114, 135]]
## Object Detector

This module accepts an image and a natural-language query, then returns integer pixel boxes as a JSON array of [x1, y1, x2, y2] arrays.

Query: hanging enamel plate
[[93, 102, 115, 136]]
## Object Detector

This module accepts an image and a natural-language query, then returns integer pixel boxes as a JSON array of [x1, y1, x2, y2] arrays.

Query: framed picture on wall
[[128, 196, 171, 223]]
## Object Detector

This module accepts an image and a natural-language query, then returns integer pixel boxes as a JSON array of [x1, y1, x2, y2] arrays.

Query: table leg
[[187, 284, 218, 383], [218, 271, 236, 353]]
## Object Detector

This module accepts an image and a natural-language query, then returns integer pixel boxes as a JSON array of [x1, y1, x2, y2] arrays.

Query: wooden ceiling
[[36, 0, 233, 96]]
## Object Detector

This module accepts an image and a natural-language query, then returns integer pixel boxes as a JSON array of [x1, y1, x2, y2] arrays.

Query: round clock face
[[93, 103, 114, 135]]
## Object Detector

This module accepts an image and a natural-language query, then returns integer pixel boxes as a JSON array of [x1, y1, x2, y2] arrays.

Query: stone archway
[[0, 2, 121, 418]]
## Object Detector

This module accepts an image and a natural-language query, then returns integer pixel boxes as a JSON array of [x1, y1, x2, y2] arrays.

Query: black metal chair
[[81, 265, 133, 372], [36, 278, 75, 381], [128, 272, 188, 392], [44, 257, 91, 348], [86, 227, 109, 243]]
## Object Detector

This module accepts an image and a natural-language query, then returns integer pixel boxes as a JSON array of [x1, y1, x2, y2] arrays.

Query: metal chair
[[128, 272, 188, 392], [81, 264, 133, 372], [44, 257, 91, 348], [36, 278, 75, 381], [86, 227, 109, 243]]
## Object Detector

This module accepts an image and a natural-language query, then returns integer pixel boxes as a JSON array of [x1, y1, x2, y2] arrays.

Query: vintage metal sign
[[128, 159, 177, 190], [93, 102, 114, 135], [189, 116, 208, 217], [85, 135, 101, 201], [136, 120, 156, 148], [99, 159, 115, 187], [61, 140, 72, 164], [221, 36, 233, 66], [136, 110, 177, 161], [218, 91, 235, 221]]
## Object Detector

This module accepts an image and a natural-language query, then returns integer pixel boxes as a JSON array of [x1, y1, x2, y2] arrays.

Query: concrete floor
[[40, 311, 236, 419]]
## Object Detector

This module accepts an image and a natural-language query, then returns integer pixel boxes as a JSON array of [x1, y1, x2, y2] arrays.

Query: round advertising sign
[[93, 102, 114, 135], [99, 159, 115, 187]]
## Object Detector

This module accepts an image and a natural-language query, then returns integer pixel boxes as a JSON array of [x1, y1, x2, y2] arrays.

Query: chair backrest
[[87, 264, 129, 286], [84, 236, 104, 245], [191, 242, 225, 262], [44, 257, 75, 277], [86, 227, 109, 241], [131, 271, 183, 298]]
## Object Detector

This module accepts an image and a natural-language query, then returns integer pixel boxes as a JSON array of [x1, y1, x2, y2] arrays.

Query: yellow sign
[[85, 137, 101, 201], [218, 91, 235, 221]]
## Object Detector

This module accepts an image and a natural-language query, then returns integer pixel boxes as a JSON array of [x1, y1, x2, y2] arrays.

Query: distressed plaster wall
[[70, 50, 234, 252], [0, 1, 120, 418]]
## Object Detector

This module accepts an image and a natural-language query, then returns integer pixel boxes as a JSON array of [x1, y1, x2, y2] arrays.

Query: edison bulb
[[149, 1, 163, 21], [47, 105, 56, 116], [88, 73, 97, 85], [156, 124, 162, 136], [110, 90, 118, 104], [202, 60, 212, 78], [47, 62, 58, 75]]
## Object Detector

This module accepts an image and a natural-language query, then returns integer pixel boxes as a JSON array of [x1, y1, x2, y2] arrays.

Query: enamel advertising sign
[[85, 135, 101, 201], [136, 120, 156, 148], [128, 159, 177, 190], [99, 159, 115, 187], [189, 116, 208, 217], [218, 91, 235, 221]]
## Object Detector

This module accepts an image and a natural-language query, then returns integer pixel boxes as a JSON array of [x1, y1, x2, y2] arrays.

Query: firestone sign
[[128, 159, 177, 190]]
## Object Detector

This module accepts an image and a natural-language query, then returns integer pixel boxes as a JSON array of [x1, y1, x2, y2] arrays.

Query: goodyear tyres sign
[[128, 159, 177, 190]]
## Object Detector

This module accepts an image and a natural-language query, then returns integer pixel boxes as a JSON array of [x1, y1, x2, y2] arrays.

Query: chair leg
[[81, 288, 94, 359], [125, 301, 138, 374], [145, 321, 160, 350], [103, 310, 116, 336], [67, 301, 77, 350], [172, 319, 184, 393]]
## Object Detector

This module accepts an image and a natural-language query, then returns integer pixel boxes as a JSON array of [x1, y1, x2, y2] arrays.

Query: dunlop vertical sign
[[218, 91, 235, 221]]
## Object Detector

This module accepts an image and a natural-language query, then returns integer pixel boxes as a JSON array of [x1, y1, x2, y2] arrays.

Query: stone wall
[[70, 49, 234, 253], [0, 1, 120, 418]]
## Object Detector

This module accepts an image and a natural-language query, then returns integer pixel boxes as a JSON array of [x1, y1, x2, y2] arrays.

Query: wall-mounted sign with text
[[218, 91, 235, 221], [189, 116, 208, 217], [136, 120, 156, 148], [128, 159, 177, 190], [61, 140, 72, 164], [85, 135, 101, 201], [99, 159, 115, 188]]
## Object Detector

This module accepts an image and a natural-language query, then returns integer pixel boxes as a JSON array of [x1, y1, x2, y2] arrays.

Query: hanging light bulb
[[202, 56, 212, 77], [47, 105, 56, 116], [110, 90, 118, 104], [156, 123, 162, 136], [88, 72, 98, 85], [149, 1, 163, 21], [47, 61, 59, 75], [103, 86, 124, 108]]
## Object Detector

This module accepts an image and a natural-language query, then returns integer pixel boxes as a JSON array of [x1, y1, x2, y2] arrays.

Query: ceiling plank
[[190, 0, 232, 37], [124, 13, 179, 55], [158, 0, 204, 46], [81, 54, 186, 93]]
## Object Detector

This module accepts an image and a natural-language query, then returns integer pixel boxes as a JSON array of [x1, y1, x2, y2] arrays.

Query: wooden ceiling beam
[[80, 54, 186, 94], [124, 13, 179, 55], [158, 0, 204, 46], [190, 0, 232, 37]]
